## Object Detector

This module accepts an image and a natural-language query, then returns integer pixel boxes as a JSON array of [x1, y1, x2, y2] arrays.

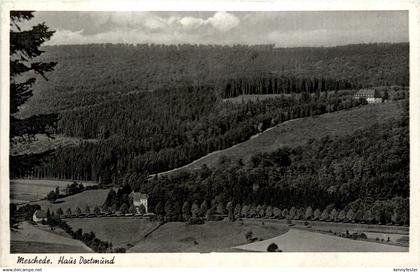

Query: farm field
[[242, 218, 409, 235], [240, 219, 409, 247], [233, 228, 408, 252], [31, 188, 109, 212], [65, 217, 160, 248], [10, 221, 92, 253], [10, 179, 98, 204], [158, 100, 405, 176], [128, 220, 289, 252]]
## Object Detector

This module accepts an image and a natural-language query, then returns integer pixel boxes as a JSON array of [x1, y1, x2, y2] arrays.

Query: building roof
[[34, 210, 47, 218], [355, 89, 377, 97], [130, 192, 148, 201]]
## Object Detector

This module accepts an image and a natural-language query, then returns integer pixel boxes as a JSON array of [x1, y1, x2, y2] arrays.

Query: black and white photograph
[[5, 6, 414, 258]]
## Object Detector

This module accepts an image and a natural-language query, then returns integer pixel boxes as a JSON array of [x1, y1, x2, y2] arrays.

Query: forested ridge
[[21, 42, 408, 116], [12, 88, 368, 181], [135, 105, 409, 225], [95, 103, 409, 225]]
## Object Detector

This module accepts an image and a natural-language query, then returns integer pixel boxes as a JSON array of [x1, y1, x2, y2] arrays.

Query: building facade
[[354, 89, 383, 103], [130, 192, 149, 214]]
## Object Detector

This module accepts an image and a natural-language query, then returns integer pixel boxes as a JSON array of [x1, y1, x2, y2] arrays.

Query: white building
[[354, 89, 383, 104], [33, 210, 47, 223], [130, 192, 148, 214]]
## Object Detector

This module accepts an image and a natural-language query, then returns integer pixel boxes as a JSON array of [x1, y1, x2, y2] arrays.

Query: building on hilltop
[[354, 88, 383, 103], [129, 192, 148, 214]]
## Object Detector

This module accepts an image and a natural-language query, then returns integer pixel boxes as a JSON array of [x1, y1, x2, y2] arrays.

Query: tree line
[[221, 74, 355, 98]]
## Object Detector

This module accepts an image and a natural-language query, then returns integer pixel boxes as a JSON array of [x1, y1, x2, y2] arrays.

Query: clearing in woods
[[31, 189, 109, 212], [157, 100, 405, 176], [233, 228, 408, 252], [65, 217, 161, 248], [10, 221, 92, 253], [128, 220, 289, 252], [10, 179, 98, 204]]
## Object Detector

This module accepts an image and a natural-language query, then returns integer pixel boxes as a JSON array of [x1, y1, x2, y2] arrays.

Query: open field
[[31, 189, 109, 212], [10, 179, 98, 204], [233, 228, 408, 252], [65, 217, 160, 248], [242, 218, 409, 235], [222, 90, 357, 104], [128, 220, 289, 252], [10, 134, 97, 156], [10, 221, 91, 253], [242, 218, 409, 247], [158, 101, 405, 176], [223, 94, 297, 103]]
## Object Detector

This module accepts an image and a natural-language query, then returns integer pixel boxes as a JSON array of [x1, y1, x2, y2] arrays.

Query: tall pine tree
[[10, 11, 57, 175]]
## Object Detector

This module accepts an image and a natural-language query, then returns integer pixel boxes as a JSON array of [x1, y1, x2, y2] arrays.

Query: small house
[[130, 192, 148, 214], [354, 89, 383, 103], [33, 210, 47, 223]]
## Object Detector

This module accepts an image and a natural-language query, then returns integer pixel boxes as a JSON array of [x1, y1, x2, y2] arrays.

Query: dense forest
[[11, 88, 367, 181], [222, 74, 355, 98], [11, 43, 409, 181], [113, 104, 407, 225], [20, 43, 408, 116]]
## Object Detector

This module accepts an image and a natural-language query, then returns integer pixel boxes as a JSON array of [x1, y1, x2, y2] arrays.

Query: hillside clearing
[[128, 221, 289, 252], [233, 228, 407, 252], [65, 217, 160, 248], [31, 189, 109, 212], [10, 221, 91, 253], [10, 179, 97, 204], [10, 134, 97, 156], [158, 101, 405, 176]]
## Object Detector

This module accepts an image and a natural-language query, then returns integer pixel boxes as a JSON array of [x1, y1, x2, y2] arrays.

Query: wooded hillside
[[20, 43, 408, 116]]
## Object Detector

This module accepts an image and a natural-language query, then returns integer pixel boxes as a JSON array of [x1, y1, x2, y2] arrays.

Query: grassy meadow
[[233, 228, 408, 252], [65, 217, 160, 248], [159, 100, 405, 176], [10, 221, 92, 253], [31, 188, 109, 212], [128, 220, 289, 252], [10, 179, 98, 203]]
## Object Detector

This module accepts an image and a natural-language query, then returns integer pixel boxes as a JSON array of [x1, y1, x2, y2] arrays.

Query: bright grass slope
[[159, 100, 405, 176], [10, 221, 92, 253]]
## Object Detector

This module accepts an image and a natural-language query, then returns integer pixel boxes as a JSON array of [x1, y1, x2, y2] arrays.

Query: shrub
[[188, 217, 205, 225], [267, 243, 279, 252], [245, 231, 253, 242], [359, 233, 367, 239], [47, 190, 57, 202]]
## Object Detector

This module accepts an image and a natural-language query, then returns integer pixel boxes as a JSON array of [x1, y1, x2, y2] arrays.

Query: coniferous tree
[[10, 11, 57, 138]]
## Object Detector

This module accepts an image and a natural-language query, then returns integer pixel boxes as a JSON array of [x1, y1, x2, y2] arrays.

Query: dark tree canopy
[[10, 11, 57, 174], [10, 11, 57, 139]]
